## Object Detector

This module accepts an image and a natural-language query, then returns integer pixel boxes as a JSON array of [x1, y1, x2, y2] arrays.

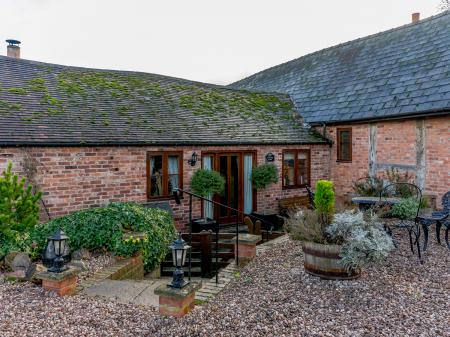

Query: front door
[[217, 153, 241, 223]]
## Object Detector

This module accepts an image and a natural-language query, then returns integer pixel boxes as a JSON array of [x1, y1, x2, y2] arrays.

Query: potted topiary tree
[[189, 169, 225, 232], [285, 180, 394, 280]]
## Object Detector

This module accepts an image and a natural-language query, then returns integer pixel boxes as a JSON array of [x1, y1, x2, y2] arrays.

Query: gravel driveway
[[1, 231, 449, 337]]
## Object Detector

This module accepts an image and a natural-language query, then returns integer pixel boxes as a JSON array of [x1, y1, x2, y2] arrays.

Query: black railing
[[173, 188, 278, 284]]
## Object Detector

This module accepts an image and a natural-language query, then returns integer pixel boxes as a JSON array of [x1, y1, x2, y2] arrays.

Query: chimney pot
[[6, 39, 21, 59], [412, 12, 420, 23]]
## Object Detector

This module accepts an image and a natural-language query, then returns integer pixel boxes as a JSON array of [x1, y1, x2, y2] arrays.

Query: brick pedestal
[[154, 282, 201, 317], [36, 268, 79, 296], [233, 233, 262, 267]]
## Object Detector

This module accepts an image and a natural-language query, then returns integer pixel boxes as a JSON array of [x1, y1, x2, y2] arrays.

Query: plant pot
[[301, 241, 360, 280]]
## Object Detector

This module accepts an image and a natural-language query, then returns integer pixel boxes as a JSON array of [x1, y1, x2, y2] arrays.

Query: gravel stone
[[0, 231, 449, 336]]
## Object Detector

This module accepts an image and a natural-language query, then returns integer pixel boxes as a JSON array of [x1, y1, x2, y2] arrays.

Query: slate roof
[[231, 11, 450, 124], [0, 56, 326, 146]]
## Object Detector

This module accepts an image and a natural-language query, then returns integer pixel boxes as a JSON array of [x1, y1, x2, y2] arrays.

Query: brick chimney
[[412, 13, 420, 23], [6, 39, 21, 58]]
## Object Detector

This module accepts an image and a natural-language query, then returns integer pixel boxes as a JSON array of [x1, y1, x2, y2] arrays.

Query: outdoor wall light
[[187, 152, 198, 166], [42, 228, 71, 273], [168, 233, 191, 288]]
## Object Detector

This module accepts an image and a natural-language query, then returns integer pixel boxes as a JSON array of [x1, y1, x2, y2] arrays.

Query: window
[[337, 128, 352, 162], [282, 150, 310, 188], [147, 152, 183, 198]]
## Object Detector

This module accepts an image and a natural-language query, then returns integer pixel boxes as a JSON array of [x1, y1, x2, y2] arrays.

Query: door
[[217, 153, 241, 223]]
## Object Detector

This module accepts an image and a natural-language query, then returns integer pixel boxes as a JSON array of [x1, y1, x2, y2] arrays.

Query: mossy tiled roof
[[231, 11, 450, 123], [0, 57, 327, 146]]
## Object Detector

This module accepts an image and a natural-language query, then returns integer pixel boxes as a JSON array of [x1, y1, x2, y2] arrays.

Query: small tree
[[190, 169, 225, 197], [0, 162, 42, 242], [314, 180, 335, 228]]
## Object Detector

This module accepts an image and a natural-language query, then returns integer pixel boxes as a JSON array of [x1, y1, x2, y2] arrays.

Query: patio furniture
[[244, 216, 261, 235], [305, 185, 315, 209], [351, 196, 401, 211], [278, 196, 309, 217], [418, 191, 450, 250], [377, 182, 424, 261]]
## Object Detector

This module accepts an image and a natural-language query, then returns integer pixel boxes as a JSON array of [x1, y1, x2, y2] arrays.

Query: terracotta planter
[[301, 241, 360, 280]]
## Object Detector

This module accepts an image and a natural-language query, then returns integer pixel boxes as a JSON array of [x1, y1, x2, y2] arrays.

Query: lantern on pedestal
[[168, 233, 191, 288], [42, 228, 71, 273]]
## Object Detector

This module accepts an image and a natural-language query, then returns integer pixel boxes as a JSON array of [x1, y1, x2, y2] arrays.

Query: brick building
[[232, 12, 450, 202], [0, 53, 329, 227]]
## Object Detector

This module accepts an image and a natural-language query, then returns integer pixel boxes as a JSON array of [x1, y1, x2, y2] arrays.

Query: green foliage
[[284, 209, 327, 244], [30, 202, 175, 272], [190, 169, 225, 197], [314, 180, 335, 226], [390, 198, 420, 220], [353, 176, 384, 197], [0, 162, 42, 259], [251, 164, 279, 189], [326, 211, 394, 272], [384, 168, 414, 198]]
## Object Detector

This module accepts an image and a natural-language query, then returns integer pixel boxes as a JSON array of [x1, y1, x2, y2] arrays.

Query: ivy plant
[[251, 164, 279, 189]]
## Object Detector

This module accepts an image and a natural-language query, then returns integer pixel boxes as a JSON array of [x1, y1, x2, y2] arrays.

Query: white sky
[[0, 0, 445, 84]]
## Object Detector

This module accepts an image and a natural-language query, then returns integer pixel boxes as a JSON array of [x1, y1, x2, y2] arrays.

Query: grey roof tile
[[0, 57, 326, 146], [231, 12, 450, 123]]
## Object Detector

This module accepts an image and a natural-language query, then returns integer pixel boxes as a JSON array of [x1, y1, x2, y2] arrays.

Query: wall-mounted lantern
[[187, 152, 198, 167]]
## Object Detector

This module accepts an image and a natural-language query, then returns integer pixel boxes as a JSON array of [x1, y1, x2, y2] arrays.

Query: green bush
[[251, 164, 279, 189], [353, 175, 383, 197], [190, 169, 225, 197], [0, 162, 42, 260], [314, 180, 335, 227], [390, 198, 420, 220], [30, 202, 175, 272]]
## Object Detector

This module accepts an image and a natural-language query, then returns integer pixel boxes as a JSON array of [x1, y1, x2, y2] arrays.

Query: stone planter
[[301, 241, 360, 280]]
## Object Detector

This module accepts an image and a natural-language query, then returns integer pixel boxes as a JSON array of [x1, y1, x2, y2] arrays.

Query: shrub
[[326, 210, 394, 271], [284, 209, 326, 244], [190, 169, 225, 197], [251, 164, 279, 189], [30, 202, 175, 272], [314, 180, 335, 227], [0, 162, 42, 260], [390, 198, 420, 220], [384, 168, 414, 198], [353, 176, 384, 197]]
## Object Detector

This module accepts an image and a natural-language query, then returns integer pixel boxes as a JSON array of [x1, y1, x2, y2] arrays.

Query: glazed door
[[217, 153, 241, 223]]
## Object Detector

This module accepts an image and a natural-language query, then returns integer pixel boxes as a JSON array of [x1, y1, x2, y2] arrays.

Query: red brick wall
[[0, 144, 330, 228], [323, 115, 450, 203]]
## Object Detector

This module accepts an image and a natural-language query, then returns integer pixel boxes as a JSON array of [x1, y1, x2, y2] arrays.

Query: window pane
[[297, 152, 308, 185], [339, 131, 351, 160], [283, 152, 295, 186], [168, 155, 179, 194], [150, 155, 163, 196]]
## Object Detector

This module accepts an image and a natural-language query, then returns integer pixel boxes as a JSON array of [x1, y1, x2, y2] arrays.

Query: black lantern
[[187, 152, 198, 167], [42, 228, 71, 273], [168, 233, 191, 288]]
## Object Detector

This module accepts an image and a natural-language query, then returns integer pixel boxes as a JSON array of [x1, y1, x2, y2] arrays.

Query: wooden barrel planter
[[301, 241, 360, 280]]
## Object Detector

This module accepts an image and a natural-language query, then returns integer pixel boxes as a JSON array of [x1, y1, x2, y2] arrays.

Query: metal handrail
[[173, 188, 278, 283]]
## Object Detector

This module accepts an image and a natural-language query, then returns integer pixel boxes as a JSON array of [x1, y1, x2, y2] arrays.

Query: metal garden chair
[[418, 191, 450, 250], [377, 182, 424, 262]]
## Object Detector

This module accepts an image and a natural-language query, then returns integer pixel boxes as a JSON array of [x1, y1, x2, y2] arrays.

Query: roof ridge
[[230, 10, 450, 86], [0, 55, 290, 98]]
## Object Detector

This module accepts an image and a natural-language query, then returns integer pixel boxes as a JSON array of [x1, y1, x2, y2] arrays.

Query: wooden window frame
[[282, 149, 311, 190], [146, 151, 183, 200], [336, 127, 352, 162]]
